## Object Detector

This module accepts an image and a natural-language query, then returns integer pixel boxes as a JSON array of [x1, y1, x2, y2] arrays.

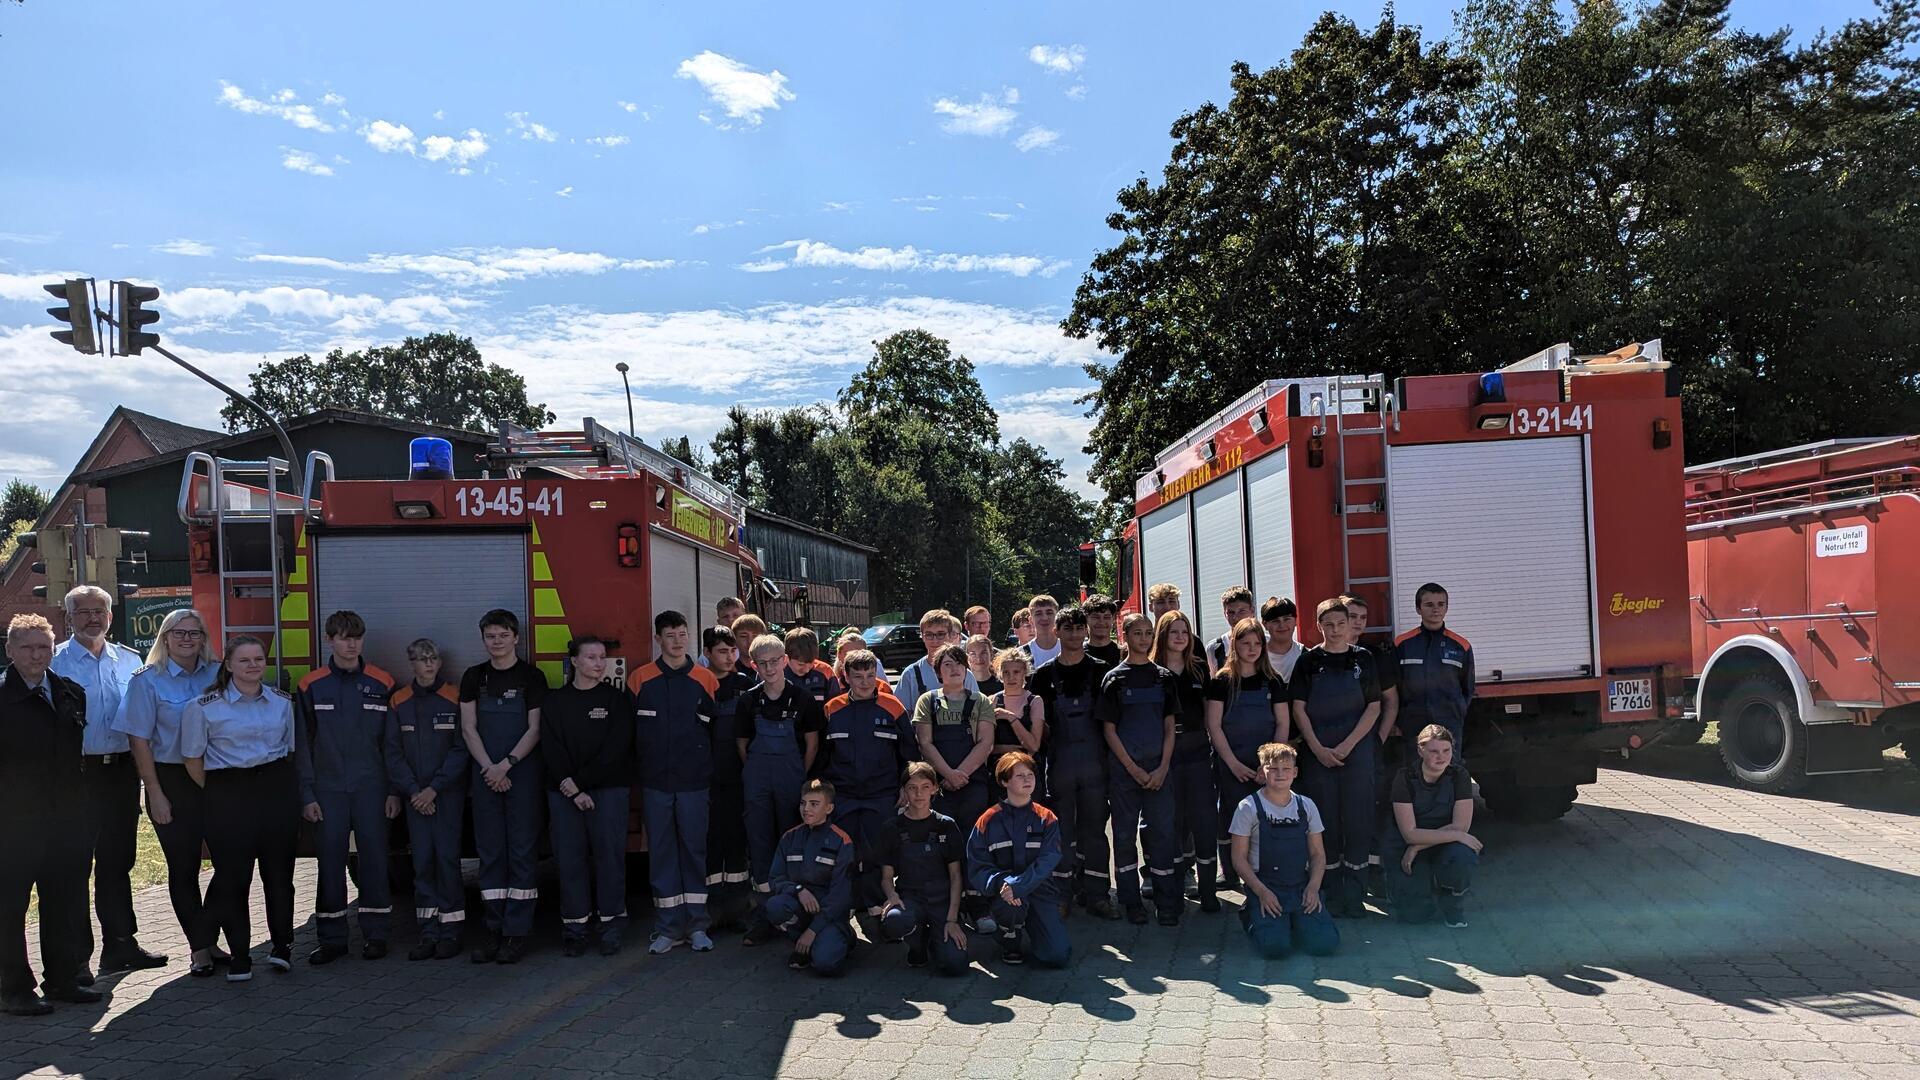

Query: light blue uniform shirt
[[180, 682, 296, 770], [50, 635, 145, 755], [892, 656, 978, 715], [111, 657, 220, 765]]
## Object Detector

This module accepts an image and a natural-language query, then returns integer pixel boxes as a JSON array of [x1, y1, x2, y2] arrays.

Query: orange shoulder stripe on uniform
[[298, 668, 330, 691], [825, 693, 851, 716], [974, 803, 1003, 832], [1031, 803, 1059, 827], [690, 665, 720, 694], [390, 685, 416, 707], [1393, 628, 1421, 646], [812, 659, 836, 680], [829, 824, 853, 844], [364, 664, 396, 689], [875, 693, 905, 720], [1443, 629, 1472, 651], [436, 683, 461, 703], [627, 662, 663, 692]]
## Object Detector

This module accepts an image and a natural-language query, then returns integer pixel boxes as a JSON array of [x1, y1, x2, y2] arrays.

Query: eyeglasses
[[167, 629, 206, 640]]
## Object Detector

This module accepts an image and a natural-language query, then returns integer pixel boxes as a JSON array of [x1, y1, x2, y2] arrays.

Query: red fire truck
[[178, 418, 766, 853], [1682, 436, 1920, 792], [1086, 342, 1692, 820]]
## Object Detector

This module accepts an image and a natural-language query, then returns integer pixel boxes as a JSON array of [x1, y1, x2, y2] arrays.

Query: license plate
[[1608, 678, 1653, 713]]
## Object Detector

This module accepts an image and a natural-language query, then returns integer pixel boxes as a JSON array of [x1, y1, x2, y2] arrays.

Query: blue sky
[[0, 0, 1878, 498]]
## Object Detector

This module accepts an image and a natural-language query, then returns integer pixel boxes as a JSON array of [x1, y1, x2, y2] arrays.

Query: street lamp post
[[615, 361, 635, 436]]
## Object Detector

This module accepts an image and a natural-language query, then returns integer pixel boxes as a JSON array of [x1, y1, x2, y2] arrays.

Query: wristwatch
[[504, 753, 520, 766]]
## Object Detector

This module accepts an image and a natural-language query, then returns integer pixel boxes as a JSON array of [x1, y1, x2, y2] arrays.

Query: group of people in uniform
[[0, 578, 1480, 1013]]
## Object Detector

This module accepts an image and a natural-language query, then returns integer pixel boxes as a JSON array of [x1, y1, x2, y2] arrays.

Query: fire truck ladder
[[178, 452, 321, 681], [1323, 373, 1397, 632], [489, 417, 749, 525]]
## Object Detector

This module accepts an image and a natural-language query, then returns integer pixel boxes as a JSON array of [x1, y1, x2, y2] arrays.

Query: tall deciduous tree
[[1, 479, 49, 528], [221, 333, 555, 433]]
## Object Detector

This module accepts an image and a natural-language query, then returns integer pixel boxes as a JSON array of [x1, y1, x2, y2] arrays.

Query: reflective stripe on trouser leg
[[589, 786, 631, 942], [548, 790, 594, 933], [411, 789, 465, 940], [471, 774, 510, 933]]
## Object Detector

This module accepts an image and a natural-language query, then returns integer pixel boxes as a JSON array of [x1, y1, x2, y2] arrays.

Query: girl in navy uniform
[[1151, 611, 1217, 912], [180, 635, 301, 981], [112, 609, 222, 975], [703, 627, 756, 931], [966, 752, 1069, 968], [1100, 612, 1181, 926], [877, 762, 969, 974], [383, 638, 468, 960], [1383, 724, 1481, 926], [1289, 600, 1381, 918], [1204, 618, 1289, 894], [737, 634, 824, 936], [458, 609, 547, 965], [549, 636, 637, 955], [1227, 742, 1338, 959]]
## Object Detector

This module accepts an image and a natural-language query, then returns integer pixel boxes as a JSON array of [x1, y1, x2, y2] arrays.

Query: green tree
[[705, 405, 845, 528], [657, 435, 708, 472], [1, 478, 49, 528], [984, 438, 1095, 617], [221, 333, 555, 433]]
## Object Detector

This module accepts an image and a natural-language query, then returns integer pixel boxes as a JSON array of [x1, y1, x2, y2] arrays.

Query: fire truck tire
[[1480, 780, 1577, 823], [1715, 670, 1809, 794]]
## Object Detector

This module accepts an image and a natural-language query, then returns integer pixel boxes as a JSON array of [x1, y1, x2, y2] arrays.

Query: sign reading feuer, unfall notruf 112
[[1815, 525, 1868, 558]]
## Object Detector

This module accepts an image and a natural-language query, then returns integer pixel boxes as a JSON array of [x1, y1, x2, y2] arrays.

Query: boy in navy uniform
[[1027, 606, 1117, 919], [820, 649, 909, 919], [967, 752, 1070, 968], [296, 611, 399, 964], [876, 762, 969, 974], [458, 609, 547, 964], [703, 626, 756, 931], [1289, 600, 1381, 919], [757, 780, 855, 975], [384, 638, 469, 960], [631, 611, 722, 954], [1392, 583, 1474, 754], [1100, 612, 1181, 925]]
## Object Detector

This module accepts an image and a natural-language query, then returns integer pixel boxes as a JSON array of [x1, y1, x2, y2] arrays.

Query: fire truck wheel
[[1480, 780, 1577, 823], [1715, 670, 1809, 794]]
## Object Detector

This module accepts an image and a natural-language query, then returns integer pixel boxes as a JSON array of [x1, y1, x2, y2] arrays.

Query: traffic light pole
[[95, 307, 298, 467]]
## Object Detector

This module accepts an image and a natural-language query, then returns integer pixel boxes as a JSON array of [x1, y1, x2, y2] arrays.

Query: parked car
[[862, 622, 925, 673]]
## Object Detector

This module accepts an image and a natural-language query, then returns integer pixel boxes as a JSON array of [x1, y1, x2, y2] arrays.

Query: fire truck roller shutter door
[[1246, 450, 1295, 618], [312, 533, 531, 680], [697, 550, 737, 628], [1191, 472, 1247, 642], [1140, 497, 1195, 619], [1386, 437, 1594, 681], [650, 532, 700, 638]]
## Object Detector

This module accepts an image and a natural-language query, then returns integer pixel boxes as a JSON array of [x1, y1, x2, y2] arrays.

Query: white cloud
[[933, 90, 1019, 137], [1015, 126, 1060, 153], [983, 211, 1014, 222], [420, 129, 489, 165], [821, 201, 856, 212], [281, 149, 335, 176], [507, 112, 558, 142], [0, 270, 87, 302], [1028, 44, 1086, 75], [244, 247, 674, 286], [361, 119, 416, 153], [155, 239, 216, 257], [675, 51, 795, 126], [1065, 84, 1088, 101], [586, 134, 630, 148], [998, 401, 1099, 497], [217, 81, 338, 132], [157, 285, 480, 333], [737, 259, 786, 273], [319, 91, 347, 108], [555, 186, 574, 198], [753, 240, 1069, 278], [1005, 386, 1087, 406], [618, 100, 639, 112]]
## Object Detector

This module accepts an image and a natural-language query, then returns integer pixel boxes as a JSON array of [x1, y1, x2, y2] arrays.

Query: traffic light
[[114, 281, 161, 356], [23, 527, 75, 602], [88, 528, 149, 598], [44, 279, 99, 355]]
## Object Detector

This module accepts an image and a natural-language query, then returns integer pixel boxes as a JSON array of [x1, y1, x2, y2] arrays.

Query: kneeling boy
[[759, 780, 855, 976], [876, 762, 969, 975], [1228, 742, 1339, 959]]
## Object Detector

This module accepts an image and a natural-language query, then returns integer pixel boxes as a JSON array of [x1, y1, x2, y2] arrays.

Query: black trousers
[[78, 755, 142, 956], [152, 763, 215, 951], [201, 759, 300, 957], [0, 813, 90, 996]]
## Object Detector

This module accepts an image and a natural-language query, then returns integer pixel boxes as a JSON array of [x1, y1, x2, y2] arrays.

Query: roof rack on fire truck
[[1502, 339, 1669, 376], [487, 416, 749, 525], [1683, 435, 1920, 531]]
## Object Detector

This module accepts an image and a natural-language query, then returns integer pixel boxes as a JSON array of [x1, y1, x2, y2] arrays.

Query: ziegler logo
[[1609, 593, 1666, 616]]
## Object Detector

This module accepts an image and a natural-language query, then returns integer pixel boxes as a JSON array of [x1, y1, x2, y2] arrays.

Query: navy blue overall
[[1106, 672, 1178, 913], [1243, 794, 1339, 958], [823, 692, 908, 913], [1044, 669, 1109, 905], [1215, 677, 1280, 881], [384, 681, 468, 942], [1299, 652, 1376, 907], [877, 813, 968, 975], [471, 680, 542, 937], [740, 685, 810, 899], [1379, 763, 1478, 924], [296, 662, 396, 948], [1167, 666, 1217, 893], [925, 694, 991, 836]]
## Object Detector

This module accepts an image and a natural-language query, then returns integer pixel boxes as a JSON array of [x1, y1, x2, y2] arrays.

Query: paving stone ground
[[5, 751, 1919, 1079]]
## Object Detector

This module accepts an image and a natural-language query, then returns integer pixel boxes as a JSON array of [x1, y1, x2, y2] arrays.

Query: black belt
[[84, 752, 131, 767], [213, 755, 293, 774]]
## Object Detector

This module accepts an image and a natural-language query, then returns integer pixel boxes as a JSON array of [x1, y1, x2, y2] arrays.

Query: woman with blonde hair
[[111, 608, 223, 975], [1203, 618, 1289, 894], [1151, 611, 1219, 912]]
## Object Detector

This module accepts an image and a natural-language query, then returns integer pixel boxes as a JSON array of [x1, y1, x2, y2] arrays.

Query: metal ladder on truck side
[[178, 452, 324, 686], [1322, 373, 1398, 635]]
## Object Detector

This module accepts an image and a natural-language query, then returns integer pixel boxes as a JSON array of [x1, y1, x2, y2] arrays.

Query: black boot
[[1197, 862, 1221, 914]]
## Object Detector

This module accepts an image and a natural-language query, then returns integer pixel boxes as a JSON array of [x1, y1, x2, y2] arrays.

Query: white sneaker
[[689, 931, 714, 952], [648, 934, 681, 955], [1446, 918, 1469, 929]]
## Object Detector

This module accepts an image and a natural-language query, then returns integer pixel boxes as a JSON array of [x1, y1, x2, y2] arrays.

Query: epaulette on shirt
[[133, 663, 156, 677], [272, 686, 293, 700], [198, 689, 222, 704]]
